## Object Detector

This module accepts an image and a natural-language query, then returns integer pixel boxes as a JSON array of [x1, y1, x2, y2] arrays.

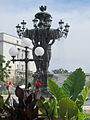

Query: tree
[[52, 68, 69, 74], [0, 55, 11, 82]]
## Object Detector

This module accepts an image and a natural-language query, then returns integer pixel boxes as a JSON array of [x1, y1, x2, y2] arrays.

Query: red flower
[[8, 81, 13, 85], [34, 81, 42, 87], [4, 81, 13, 90], [4, 84, 6, 86]]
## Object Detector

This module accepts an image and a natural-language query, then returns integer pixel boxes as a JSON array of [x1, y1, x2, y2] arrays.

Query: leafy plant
[[37, 96, 58, 120], [48, 78, 66, 101], [9, 86, 38, 120], [0, 81, 12, 114], [46, 68, 90, 120], [76, 84, 90, 111], [62, 68, 86, 101], [0, 68, 90, 120], [77, 111, 90, 120], [59, 98, 78, 120], [0, 82, 43, 120], [48, 78, 79, 120], [0, 55, 11, 82], [77, 111, 85, 120], [0, 93, 11, 115]]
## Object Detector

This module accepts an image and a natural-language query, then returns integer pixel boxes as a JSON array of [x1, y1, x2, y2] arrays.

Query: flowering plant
[[34, 80, 42, 88], [0, 80, 43, 120], [4, 81, 13, 89], [3, 81, 13, 94]]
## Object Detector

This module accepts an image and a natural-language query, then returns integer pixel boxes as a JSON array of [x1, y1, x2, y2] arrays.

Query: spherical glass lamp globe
[[34, 47, 44, 56], [9, 46, 18, 57], [22, 37, 31, 47]]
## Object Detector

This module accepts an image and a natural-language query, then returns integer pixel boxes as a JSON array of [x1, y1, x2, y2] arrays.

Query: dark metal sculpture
[[16, 5, 70, 95]]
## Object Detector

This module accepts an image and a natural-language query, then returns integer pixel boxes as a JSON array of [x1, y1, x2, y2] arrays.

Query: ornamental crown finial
[[39, 5, 47, 12]]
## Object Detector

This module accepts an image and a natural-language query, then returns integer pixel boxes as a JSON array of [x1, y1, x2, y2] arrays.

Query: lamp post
[[16, 5, 70, 95], [9, 38, 44, 89]]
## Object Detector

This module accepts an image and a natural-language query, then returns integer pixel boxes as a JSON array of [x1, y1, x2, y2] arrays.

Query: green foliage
[[46, 68, 90, 120], [76, 84, 90, 111], [0, 96, 4, 108], [62, 68, 86, 101], [77, 111, 85, 120], [82, 84, 90, 101], [0, 94, 11, 107], [85, 113, 90, 120], [0, 86, 38, 120], [78, 111, 90, 120], [47, 77, 79, 119], [0, 67, 89, 120], [0, 55, 11, 82], [37, 96, 58, 120], [59, 98, 78, 120], [52, 68, 69, 74], [4, 93, 11, 105], [0, 83, 6, 95], [0, 94, 11, 115], [48, 78, 66, 101]]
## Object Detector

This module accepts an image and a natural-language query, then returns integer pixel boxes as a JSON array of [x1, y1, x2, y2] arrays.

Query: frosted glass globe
[[34, 47, 44, 56], [9, 46, 18, 57]]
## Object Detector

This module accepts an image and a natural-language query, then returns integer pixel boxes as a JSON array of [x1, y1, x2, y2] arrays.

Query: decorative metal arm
[[16, 6, 70, 41], [16, 20, 27, 38]]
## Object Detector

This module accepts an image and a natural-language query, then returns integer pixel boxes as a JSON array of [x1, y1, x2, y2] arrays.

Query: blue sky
[[0, 0, 90, 72]]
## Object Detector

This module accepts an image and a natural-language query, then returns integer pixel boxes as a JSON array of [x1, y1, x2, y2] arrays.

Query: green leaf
[[76, 84, 90, 111], [48, 97, 58, 119], [0, 55, 11, 82], [0, 95, 4, 108], [36, 99, 46, 114], [62, 68, 86, 101], [48, 78, 66, 100], [4, 93, 11, 106], [37, 97, 58, 119], [59, 98, 78, 119], [82, 84, 90, 101], [77, 111, 86, 120]]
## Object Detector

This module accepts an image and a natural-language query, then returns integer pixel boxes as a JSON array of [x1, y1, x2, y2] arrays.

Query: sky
[[0, 0, 90, 73]]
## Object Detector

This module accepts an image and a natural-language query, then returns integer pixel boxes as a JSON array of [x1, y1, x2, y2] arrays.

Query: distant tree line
[[52, 68, 69, 74]]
